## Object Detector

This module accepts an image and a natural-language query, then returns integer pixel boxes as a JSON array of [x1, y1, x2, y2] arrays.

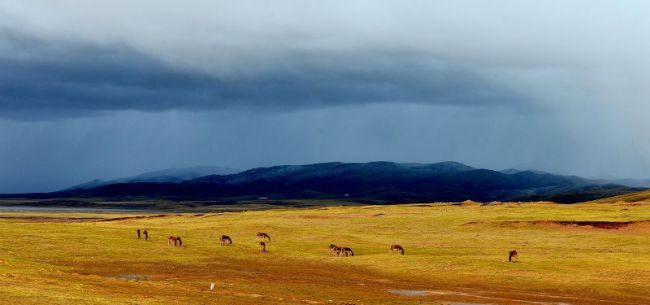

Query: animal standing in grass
[[389, 244, 405, 255], [341, 247, 354, 257], [509, 249, 518, 262], [168, 236, 182, 247], [259, 241, 267, 252], [329, 244, 343, 256], [220, 235, 232, 246], [329, 244, 338, 254], [256, 232, 271, 242]]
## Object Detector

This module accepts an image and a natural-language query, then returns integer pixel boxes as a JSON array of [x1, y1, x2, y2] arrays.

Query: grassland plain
[[1, 200, 650, 305]]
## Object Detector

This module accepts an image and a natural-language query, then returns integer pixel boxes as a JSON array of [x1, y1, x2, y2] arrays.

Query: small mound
[[460, 200, 481, 206]]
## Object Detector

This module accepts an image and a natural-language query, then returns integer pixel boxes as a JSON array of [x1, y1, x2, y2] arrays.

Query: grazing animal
[[168, 236, 177, 246], [330, 244, 343, 256], [259, 241, 267, 252], [136, 229, 141, 239], [509, 250, 518, 262], [329, 244, 337, 253], [143, 230, 148, 241], [168, 236, 182, 247], [220, 235, 232, 246], [341, 247, 354, 257], [256, 232, 271, 242], [389, 244, 405, 255]]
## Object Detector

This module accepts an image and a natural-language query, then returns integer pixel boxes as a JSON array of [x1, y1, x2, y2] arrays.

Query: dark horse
[[509, 250, 518, 262], [389, 244, 405, 255], [341, 247, 354, 257], [220, 235, 232, 246], [256, 232, 271, 242], [259, 241, 267, 252]]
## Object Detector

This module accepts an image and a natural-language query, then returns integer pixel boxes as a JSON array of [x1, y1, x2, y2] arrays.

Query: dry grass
[[1, 202, 650, 304]]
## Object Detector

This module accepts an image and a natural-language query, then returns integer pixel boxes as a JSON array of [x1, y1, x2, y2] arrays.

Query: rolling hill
[[63, 166, 240, 191], [592, 189, 650, 203], [35, 161, 642, 204]]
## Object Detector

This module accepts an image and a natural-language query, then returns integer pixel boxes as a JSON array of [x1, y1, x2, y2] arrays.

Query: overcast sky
[[1, 1, 650, 192]]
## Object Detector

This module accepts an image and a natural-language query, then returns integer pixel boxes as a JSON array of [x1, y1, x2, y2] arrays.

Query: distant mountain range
[[62, 166, 240, 191], [6, 161, 640, 204]]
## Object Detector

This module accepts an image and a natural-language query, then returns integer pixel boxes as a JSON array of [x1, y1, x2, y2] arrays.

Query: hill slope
[[63, 166, 239, 191], [592, 189, 650, 203], [45, 161, 641, 203]]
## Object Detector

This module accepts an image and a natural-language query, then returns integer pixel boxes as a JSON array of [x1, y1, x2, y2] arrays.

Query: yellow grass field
[[1, 199, 650, 305]]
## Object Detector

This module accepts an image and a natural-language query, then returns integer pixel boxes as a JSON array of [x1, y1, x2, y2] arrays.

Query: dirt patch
[[467, 220, 650, 230], [511, 220, 650, 229], [292, 214, 379, 219], [614, 201, 644, 206]]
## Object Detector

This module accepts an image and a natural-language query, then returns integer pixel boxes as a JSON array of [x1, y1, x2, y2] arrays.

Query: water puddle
[[388, 289, 574, 305], [111, 275, 149, 281], [389, 290, 430, 296]]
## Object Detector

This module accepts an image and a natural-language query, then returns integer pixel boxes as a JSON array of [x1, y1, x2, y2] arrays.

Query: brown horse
[[256, 232, 271, 242], [256, 232, 271, 241], [168, 236, 182, 247], [168, 236, 177, 246], [389, 244, 405, 255], [341, 247, 354, 257], [329, 244, 343, 256], [259, 241, 267, 252], [220, 235, 232, 246], [329, 243, 337, 251], [509, 250, 518, 262]]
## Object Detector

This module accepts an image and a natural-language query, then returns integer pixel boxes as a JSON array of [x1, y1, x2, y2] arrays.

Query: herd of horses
[[138, 229, 519, 262]]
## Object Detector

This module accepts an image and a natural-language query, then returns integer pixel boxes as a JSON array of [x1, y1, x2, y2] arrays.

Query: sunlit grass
[[1, 201, 650, 304]]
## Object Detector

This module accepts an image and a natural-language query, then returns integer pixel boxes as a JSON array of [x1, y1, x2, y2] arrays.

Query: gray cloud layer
[[0, 30, 526, 120], [3, 1, 649, 120]]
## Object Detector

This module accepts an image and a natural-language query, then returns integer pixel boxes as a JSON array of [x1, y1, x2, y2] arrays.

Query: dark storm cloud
[[0, 31, 523, 120], [2, 1, 650, 193]]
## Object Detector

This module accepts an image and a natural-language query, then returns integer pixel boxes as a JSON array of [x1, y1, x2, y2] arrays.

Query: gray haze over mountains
[[63, 166, 239, 191], [27, 161, 640, 204], [1, 1, 650, 192]]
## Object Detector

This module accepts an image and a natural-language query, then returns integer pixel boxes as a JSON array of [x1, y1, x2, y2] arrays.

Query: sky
[[1, 1, 650, 192]]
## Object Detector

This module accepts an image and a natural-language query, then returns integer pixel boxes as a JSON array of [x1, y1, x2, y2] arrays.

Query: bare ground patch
[[466, 220, 650, 231]]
